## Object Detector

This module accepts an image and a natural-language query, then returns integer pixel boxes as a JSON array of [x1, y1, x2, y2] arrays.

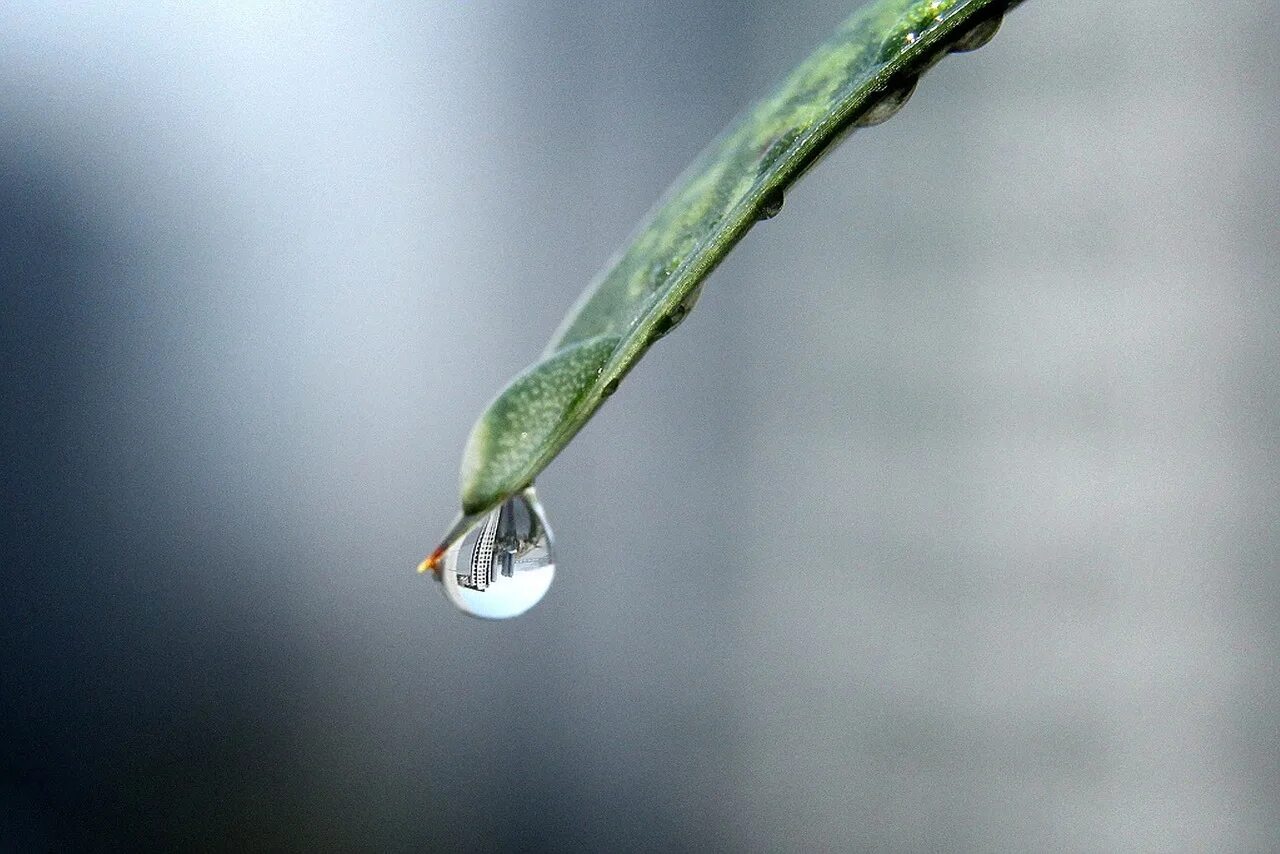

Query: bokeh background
[[3, 1, 1277, 850]]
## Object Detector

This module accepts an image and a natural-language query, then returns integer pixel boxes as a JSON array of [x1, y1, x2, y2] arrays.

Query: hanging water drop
[[651, 281, 705, 341], [853, 76, 918, 127], [758, 188, 785, 220], [950, 14, 1002, 53], [430, 487, 555, 620]]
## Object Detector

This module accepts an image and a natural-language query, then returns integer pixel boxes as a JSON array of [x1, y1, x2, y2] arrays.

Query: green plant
[[423, 0, 1021, 575]]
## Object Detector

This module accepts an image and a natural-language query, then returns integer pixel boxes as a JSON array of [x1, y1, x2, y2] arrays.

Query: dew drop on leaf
[[950, 14, 1001, 53], [435, 488, 555, 620], [758, 188, 785, 220], [853, 75, 918, 127]]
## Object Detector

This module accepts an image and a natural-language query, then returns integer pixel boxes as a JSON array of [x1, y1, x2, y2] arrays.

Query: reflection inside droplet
[[435, 488, 555, 620]]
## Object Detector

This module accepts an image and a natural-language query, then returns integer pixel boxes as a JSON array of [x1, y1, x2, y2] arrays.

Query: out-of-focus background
[[2, 1, 1276, 850]]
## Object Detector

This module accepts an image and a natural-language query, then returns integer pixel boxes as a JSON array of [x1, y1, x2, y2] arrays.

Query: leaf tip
[[417, 546, 444, 574]]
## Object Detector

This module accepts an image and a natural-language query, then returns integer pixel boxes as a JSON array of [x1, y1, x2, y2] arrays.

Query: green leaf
[[459, 334, 620, 516], [429, 0, 1020, 560]]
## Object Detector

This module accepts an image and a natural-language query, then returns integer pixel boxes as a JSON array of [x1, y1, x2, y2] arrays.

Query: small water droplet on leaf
[[652, 308, 685, 339], [853, 76, 918, 127], [758, 189, 785, 220], [950, 14, 1001, 53], [435, 488, 555, 620]]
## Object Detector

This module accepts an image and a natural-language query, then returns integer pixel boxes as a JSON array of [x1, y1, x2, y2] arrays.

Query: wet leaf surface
[[428, 0, 1021, 562]]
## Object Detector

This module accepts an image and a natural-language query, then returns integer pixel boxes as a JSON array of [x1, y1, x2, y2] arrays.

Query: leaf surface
[[432, 0, 1021, 558]]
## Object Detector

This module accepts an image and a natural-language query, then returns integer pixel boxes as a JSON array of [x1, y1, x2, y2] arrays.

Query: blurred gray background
[[2, 1, 1276, 850]]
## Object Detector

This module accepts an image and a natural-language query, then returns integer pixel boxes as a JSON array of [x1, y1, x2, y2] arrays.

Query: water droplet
[[651, 282, 704, 341], [758, 188, 784, 220], [435, 488, 555, 620], [652, 307, 686, 339], [853, 76, 918, 128], [950, 15, 1001, 53]]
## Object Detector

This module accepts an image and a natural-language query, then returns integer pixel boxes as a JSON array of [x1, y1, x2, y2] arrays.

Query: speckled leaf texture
[[459, 335, 619, 514], [436, 0, 1022, 549]]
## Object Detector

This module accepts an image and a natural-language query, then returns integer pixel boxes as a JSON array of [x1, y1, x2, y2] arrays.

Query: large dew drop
[[435, 488, 556, 620]]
